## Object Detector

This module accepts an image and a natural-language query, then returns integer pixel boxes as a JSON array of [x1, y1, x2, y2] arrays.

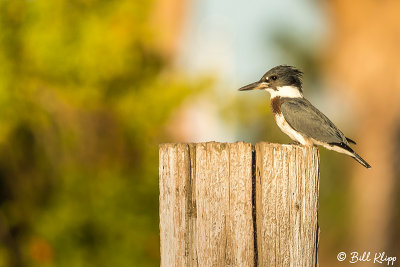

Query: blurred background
[[0, 0, 399, 266]]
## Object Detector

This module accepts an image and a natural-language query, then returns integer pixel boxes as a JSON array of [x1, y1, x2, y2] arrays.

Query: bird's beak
[[238, 81, 268, 91]]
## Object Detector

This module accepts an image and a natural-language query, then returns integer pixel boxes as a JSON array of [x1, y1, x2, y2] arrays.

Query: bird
[[238, 65, 371, 168]]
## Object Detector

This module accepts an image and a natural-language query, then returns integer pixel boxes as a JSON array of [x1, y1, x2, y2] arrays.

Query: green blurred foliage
[[0, 1, 207, 266]]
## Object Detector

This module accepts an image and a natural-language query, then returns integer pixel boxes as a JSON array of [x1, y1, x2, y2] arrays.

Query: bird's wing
[[346, 137, 357, 144], [280, 98, 347, 144]]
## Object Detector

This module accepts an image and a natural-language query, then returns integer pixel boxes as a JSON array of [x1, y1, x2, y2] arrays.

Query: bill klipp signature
[[337, 251, 397, 265]]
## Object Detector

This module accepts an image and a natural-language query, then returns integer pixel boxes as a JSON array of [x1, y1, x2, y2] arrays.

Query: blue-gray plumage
[[280, 97, 345, 144], [239, 65, 371, 168]]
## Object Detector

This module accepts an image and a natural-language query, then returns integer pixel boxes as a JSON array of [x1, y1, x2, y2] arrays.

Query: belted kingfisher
[[239, 65, 371, 168]]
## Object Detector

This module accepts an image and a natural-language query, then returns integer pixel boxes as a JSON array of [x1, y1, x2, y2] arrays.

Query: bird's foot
[[290, 141, 301, 145]]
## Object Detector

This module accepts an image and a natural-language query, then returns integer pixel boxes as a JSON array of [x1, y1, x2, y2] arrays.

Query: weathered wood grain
[[159, 143, 190, 267], [255, 142, 320, 267], [159, 142, 320, 266], [159, 142, 254, 267]]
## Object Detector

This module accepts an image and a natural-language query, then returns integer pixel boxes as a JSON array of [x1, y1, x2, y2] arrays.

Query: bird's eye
[[271, 75, 277, 81]]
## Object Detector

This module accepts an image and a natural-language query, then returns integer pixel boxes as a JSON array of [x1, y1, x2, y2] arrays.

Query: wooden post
[[255, 143, 320, 267], [159, 142, 319, 267]]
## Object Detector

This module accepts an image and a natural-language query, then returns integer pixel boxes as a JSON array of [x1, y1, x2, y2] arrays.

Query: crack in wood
[[251, 146, 259, 267]]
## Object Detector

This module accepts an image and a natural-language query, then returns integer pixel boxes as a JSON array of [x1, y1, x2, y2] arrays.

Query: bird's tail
[[351, 152, 371, 169], [330, 142, 371, 169]]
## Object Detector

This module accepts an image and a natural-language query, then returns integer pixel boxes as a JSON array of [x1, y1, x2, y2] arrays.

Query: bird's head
[[238, 65, 303, 98]]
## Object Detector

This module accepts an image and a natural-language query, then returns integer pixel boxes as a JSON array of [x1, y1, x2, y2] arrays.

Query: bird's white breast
[[274, 113, 309, 145]]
